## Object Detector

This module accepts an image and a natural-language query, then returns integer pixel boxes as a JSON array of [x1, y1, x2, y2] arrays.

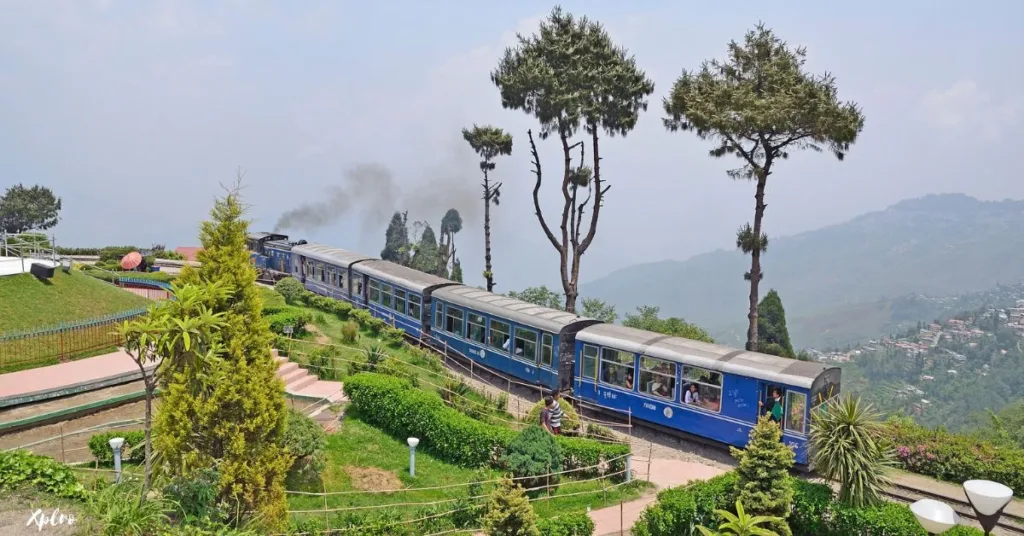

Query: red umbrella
[[120, 251, 142, 270]]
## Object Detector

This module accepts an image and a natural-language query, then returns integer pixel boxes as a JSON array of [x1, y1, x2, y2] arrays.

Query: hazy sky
[[2, 1, 1022, 292]]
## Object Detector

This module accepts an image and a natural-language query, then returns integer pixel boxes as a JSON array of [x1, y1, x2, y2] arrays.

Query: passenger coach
[[572, 323, 840, 464], [352, 260, 458, 339], [291, 243, 373, 304], [430, 286, 600, 390]]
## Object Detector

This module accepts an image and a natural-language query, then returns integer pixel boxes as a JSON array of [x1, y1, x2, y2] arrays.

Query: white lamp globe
[[108, 437, 125, 450], [910, 499, 958, 534], [407, 437, 419, 448], [963, 480, 1014, 516]]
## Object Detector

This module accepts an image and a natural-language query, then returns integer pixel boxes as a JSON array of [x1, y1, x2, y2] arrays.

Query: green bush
[[0, 450, 88, 500], [633, 471, 986, 536], [307, 346, 342, 381], [344, 373, 628, 476], [525, 398, 581, 433], [274, 278, 306, 305], [380, 356, 420, 387], [502, 425, 562, 493], [536, 512, 595, 536], [264, 307, 313, 336], [382, 326, 406, 346], [162, 468, 225, 524], [88, 430, 147, 465], [885, 415, 1024, 495], [283, 409, 327, 485], [98, 245, 141, 262], [340, 321, 360, 344]]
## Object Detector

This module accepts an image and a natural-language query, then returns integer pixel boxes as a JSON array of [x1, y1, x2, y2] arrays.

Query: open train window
[[540, 334, 554, 368], [785, 391, 808, 435], [682, 366, 723, 414], [408, 295, 421, 320], [434, 303, 444, 331], [489, 320, 510, 352], [513, 328, 537, 362], [639, 356, 677, 401], [467, 313, 486, 344], [381, 284, 393, 309], [600, 348, 636, 391], [445, 307, 464, 337], [581, 345, 598, 379], [394, 288, 407, 314], [369, 280, 381, 304]]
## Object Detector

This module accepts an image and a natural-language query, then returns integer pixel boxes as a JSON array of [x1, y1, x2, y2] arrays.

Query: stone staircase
[[273, 349, 347, 408]]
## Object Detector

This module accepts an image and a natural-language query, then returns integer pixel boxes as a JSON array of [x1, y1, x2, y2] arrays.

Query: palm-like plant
[[696, 500, 782, 536], [809, 394, 895, 508]]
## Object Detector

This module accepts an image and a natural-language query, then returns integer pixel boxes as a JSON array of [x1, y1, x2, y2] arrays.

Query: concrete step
[[276, 361, 299, 378], [280, 367, 309, 385], [288, 374, 319, 392]]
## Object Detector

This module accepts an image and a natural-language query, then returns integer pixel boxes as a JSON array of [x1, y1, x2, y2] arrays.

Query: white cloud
[[920, 80, 1024, 140]]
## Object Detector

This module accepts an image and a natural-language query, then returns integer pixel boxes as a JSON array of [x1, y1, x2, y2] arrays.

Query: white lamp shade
[[407, 437, 419, 448], [911, 499, 958, 533], [108, 437, 125, 450], [964, 480, 1014, 516]]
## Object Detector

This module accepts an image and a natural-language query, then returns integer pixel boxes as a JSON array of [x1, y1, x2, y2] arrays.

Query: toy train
[[248, 232, 840, 463]]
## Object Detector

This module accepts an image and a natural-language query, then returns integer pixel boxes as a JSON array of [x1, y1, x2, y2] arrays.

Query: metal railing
[[0, 308, 147, 373]]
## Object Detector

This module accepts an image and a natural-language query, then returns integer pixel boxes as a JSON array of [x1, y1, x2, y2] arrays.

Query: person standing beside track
[[549, 391, 564, 436]]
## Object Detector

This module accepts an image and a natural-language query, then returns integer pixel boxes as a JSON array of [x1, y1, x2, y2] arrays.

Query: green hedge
[[265, 307, 314, 336], [0, 450, 88, 499], [343, 374, 629, 478], [536, 512, 595, 535], [632, 471, 984, 536], [88, 430, 146, 465], [886, 416, 1024, 495]]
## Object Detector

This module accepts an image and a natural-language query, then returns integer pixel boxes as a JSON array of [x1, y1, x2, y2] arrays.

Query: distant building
[[174, 246, 203, 262]]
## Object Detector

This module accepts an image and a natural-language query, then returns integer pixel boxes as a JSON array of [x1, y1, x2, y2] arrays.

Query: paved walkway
[[0, 349, 145, 407]]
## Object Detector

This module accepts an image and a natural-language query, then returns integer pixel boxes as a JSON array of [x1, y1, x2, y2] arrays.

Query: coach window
[[467, 313, 487, 344], [600, 348, 636, 390], [445, 306, 464, 337], [785, 391, 808, 434], [339, 270, 347, 290], [513, 328, 538, 362], [408, 295, 422, 320], [394, 288, 407, 314], [681, 366, 723, 413], [328, 266, 336, 286], [381, 284, 393, 309], [489, 320, 511, 352], [354, 277, 363, 297], [434, 303, 444, 331], [369, 280, 381, 304], [581, 345, 598, 379], [317, 263, 325, 283], [639, 356, 677, 401], [540, 334, 554, 368]]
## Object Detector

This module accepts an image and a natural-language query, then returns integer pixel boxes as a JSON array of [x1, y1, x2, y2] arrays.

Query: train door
[[757, 381, 786, 426]]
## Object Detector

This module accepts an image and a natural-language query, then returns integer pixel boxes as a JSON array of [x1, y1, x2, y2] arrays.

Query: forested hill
[[583, 194, 1024, 348]]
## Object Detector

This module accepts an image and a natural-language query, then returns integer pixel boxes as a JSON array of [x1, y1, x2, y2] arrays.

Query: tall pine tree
[[758, 289, 795, 358], [157, 180, 291, 529]]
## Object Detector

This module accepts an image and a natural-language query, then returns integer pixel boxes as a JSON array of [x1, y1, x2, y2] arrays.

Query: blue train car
[[263, 239, 301, 274], [291, 243, 374, 306], [246, 232, 287, 269], [352, 260, 457, 339], [429, 286, 599, 390], [572, 323, 840, 465]]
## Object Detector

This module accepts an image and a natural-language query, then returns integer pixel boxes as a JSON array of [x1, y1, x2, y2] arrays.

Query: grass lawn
[[287, 414, 650, 527], [0, 271, 150, 333]]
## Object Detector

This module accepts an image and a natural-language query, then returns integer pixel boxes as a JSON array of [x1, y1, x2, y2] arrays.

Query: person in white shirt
[[684, 384, 701, 405]]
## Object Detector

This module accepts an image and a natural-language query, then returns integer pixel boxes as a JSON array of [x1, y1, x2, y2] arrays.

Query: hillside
[[0, 271, 151, 333], [583, 194, 1024, 348]]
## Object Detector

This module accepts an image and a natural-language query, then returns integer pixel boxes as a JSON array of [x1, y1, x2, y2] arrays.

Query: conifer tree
[[481, 477, 540, 536], [757, 290, 795, 358], [156, 177, 292, 529], [730, 415, 795, 536]]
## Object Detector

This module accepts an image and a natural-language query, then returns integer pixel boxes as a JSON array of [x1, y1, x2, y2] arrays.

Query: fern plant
[[696, 500, 782, 536]]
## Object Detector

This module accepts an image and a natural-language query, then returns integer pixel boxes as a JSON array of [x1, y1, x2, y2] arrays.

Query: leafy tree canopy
[[758, 289, 794, 358], [623, 305, 715, 343], [410, 223, 439, 274], [381, 211, 411, 266], [582, 297, 618, 323], [0, 184, 62, 234], [462, 125, 513, 169], [507, 286, 563, 309]]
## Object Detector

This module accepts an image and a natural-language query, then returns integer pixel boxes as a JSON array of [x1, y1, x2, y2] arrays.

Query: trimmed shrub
[[89, 430, 147, 465], [632, 473, 737, 536], [264, 307, 313, 336], [382, 326, 406, 346], [0, 450, 88, 500], [340, 321, 360, 344], [344, 373, 628, 476], [501, 425, 562, 493], [526, 398, 581, 433], [283, 409, 327, 486], [536, 512, 595, 536], [274, 278, 306, 305], [885, 415, 1024, 495]]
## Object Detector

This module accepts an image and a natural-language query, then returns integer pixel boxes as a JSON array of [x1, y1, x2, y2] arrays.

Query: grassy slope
[[0, 271, 151, 333]]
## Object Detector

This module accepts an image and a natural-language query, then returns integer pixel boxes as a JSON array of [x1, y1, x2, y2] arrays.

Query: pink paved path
[[0, 349, 140, 400]]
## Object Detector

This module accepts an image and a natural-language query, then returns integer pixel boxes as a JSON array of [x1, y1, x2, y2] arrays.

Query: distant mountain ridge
[[583, 193, 1024, 348]]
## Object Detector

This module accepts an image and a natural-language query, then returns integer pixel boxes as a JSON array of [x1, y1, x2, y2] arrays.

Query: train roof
[[292, 243, 374, 268], [433, 286, 592, 334], [248, 232, 287, 241], [576, 323, 831, 389], [355, 260, 455, 293]]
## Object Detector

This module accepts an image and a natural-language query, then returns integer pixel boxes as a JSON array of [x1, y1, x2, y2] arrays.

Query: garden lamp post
[[108, 437, 125, 484], [911, 499, 958, 535], [408, 437, 419, 477], [963, 479, 1014, 535]]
